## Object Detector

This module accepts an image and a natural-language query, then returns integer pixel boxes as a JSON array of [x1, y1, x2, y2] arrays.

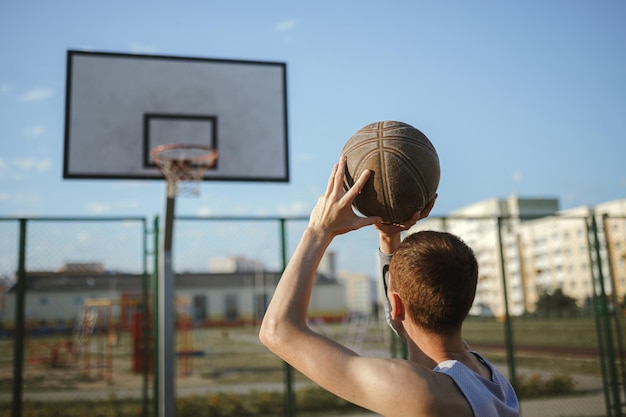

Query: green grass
[[1, 318, 612, 416], [463, 317, 602, 348], [463, 317, 605, 376], [0, 317, 613, 396]]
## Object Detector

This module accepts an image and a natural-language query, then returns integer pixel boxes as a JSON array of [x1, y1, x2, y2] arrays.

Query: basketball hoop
[[151, 144, 217, 198]]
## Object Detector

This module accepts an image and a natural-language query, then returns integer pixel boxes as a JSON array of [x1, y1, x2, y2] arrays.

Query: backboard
[[64, 50, 289, 182]]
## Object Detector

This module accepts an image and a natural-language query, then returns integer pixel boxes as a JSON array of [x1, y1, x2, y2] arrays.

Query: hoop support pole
[[158, 193, 176, 417]]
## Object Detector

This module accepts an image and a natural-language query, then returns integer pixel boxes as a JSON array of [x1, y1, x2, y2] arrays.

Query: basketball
[[341, 121, 440, 224]]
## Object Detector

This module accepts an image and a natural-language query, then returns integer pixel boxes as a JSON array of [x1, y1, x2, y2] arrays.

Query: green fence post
[[496, 216, 517, 393], [152, 215, 160, 417], [602, 214, 626, 393], [141, 218, 150, 417], [279, 218, 296, 417], [589, 214, 622, 417], [11, 219, 27, 417], [588, 216, 612, 416]]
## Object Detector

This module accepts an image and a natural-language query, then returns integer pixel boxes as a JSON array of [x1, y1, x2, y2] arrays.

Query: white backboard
[[64, 50, 289, 182]]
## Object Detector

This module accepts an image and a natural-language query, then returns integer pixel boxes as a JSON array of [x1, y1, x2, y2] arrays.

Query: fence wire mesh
[[414, 214, 624, 417], [2, 214, 625, 417], [1, 217, 149, 417]]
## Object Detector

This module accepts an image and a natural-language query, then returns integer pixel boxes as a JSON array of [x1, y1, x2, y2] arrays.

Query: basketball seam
[[345, 143, 437, 220], [376, 122, 394, 222], [385, 146, 430, 206], [352, 148, 384, 217], [342, 136, 438, 157], [342, 121, 440, 222]]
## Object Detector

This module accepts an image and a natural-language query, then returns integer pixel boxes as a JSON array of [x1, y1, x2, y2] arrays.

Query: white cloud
[[0, 192, 40, 205], [23, 125, 46, 139], [129, 42, 157, 54], [276, 200, 309, 216], [196, 206, 213, 216], [85, 203, 111, 214], [295, 152, 314, 163], [0, 84, 12, 94], [0, 158, 51, 180], [563, 192, 579, 204], [85, 200, 141, 214], [274, 19, 297, 32], [512, 172, 523, 184], [111, 181, 146, 190], [13, 157, 52, 172], [76, 232, 92, 243], [18, 88, 54, 102]]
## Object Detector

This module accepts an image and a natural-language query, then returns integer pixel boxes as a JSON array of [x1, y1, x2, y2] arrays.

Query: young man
[[259, 156, 520, 417]]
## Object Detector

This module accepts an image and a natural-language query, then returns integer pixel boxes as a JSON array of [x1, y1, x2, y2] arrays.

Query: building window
[[193, 295, 207, 324], [255, 293, 268, 321], [224, 294, 239, 322]]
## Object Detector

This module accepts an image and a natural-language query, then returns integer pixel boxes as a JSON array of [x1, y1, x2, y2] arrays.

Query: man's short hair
[[389, 230, 478, 336]]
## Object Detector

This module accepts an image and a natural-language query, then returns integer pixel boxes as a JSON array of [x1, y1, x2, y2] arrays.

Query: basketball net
[[151, 144, 217, 198]]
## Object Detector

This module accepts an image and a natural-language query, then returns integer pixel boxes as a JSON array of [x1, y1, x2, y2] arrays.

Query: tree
[[535, 288, 579, 318]]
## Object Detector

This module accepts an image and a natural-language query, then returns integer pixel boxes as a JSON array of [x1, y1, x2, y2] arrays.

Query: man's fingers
[[420, 193, 437, 219], [325, 162, 339, 195], [333, 155, 348, 194], [344, 169, 370, 200], [355, 215, 382, 229]]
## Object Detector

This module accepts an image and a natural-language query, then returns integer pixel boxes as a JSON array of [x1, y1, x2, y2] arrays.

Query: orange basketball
[[342, 121, 440, 224]]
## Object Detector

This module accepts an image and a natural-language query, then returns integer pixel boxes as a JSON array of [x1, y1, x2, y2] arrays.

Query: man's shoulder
[[432, 358, 520, 417], [383, 360, 474, 417], [429, 371, 475, 416]]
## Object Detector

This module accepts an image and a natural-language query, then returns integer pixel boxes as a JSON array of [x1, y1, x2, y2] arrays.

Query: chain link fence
[[2, 213, 625, 417], [1, 217, 149, 417], [412, 213, 626, 417]]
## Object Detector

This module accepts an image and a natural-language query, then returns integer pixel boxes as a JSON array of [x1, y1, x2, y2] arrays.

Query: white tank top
[[433, 352, 520, 417]]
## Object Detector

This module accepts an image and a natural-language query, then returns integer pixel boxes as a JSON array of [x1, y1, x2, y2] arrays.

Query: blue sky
[[1, 1, 625, 273]]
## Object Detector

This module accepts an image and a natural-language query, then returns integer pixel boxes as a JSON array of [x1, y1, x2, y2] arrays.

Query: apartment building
[[596, 199, 626, 297], [517, 208, 593, 311], [413, 195, 626, 318], [338, 270, 373, 315], [519, 200, 626, 313], [413, 195, 559, 317]]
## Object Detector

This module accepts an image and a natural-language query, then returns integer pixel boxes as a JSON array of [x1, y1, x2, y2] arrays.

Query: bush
[[207, 393, 249, 416], [11, 399, 143, 417], [174, 388, 362, 416], [535, 289, 579, 318], [516, 373, 576, 398], [296, 386, 353, 412], [4, 376, 576, 417], [543, 374, 576, 395], [250, 391, 282, 415]]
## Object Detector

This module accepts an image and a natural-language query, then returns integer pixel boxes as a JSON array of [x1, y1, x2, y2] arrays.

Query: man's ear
[[389, 292, 405, 320]]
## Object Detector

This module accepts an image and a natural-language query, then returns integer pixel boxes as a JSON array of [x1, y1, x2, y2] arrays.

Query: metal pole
[[11, 219, 27, 417], [279, 218, 296, 417], [159, 195, 177, 417], [497, 217, 517, 392]]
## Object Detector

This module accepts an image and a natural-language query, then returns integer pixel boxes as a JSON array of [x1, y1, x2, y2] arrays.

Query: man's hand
[[376, 194, 437, 253], [308, 155, 382, 237]]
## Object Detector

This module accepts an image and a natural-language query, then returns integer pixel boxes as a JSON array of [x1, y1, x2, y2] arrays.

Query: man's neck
[[403, 325, 492, 379], [404, 325, 468, 368]]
